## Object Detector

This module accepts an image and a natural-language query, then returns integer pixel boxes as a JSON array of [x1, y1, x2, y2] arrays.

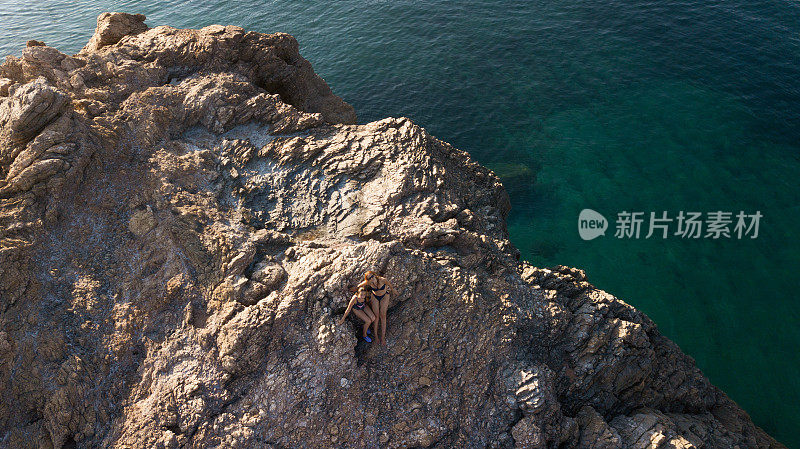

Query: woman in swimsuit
[[338, 287, 376, 343], [358, 271, 397, 346]]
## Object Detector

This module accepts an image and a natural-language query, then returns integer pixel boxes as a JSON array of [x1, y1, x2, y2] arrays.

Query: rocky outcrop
[[80, 13, 149, 54], [0, 12, 785, 449]]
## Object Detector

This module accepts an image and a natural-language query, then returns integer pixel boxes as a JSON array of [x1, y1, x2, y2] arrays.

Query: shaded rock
[[0, 78, 12, 97], [128, 206, 156, 236], [250, 261, 286, 290], [576, 406, 623, 449], [512, 416, 544, 449]]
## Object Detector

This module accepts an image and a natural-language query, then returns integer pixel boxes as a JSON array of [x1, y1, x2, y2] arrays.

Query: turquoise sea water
[[2, 0, 799, 445]]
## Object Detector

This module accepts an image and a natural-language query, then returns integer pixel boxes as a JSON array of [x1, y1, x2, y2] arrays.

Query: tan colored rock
[[0, 77, 66, 147], [512, 416, 545, 449], [0, 12, 785, 449], [128, 206, 156, 236], [80, 12, 148, 53], [0, 78, 12, 97], [575, 406, 623, 449]]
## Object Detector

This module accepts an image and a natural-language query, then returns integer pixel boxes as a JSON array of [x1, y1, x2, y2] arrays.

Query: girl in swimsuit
[[338, 287, 376, 343], [358, 271, 398, 346]]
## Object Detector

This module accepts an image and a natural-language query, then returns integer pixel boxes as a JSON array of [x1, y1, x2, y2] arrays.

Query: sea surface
[[1, 0, 799, 446]]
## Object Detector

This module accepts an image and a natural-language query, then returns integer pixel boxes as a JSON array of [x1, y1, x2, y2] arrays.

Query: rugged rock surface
[[0, 12, 785, 449]]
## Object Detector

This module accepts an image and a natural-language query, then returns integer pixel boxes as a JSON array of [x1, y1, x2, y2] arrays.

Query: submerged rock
[[0, 12, 785, 449]]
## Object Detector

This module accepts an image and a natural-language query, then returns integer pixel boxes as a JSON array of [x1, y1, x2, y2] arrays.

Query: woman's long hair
[[364, 270, 378, 283], [350, 271, 378, 292]]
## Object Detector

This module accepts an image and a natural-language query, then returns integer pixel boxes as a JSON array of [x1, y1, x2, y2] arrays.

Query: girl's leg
[[369, 299, 380, 338], [365, 307, 377, 326], [364, 307, 377, 337], [352, 309, 372, 338], [379, 294, 390, 345]]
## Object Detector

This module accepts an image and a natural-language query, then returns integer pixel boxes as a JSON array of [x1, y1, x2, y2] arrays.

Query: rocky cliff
[[0, 12, 785, 449]]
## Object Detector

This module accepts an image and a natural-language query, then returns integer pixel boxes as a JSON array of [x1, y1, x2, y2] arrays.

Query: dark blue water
[[2, 1, 799, 445]]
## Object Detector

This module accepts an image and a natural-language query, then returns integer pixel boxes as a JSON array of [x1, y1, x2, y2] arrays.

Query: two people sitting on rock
[[338, 270, 397, 345]]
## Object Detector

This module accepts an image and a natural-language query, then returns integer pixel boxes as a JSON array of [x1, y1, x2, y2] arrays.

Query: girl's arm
[[338, 295, 357, 324]]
